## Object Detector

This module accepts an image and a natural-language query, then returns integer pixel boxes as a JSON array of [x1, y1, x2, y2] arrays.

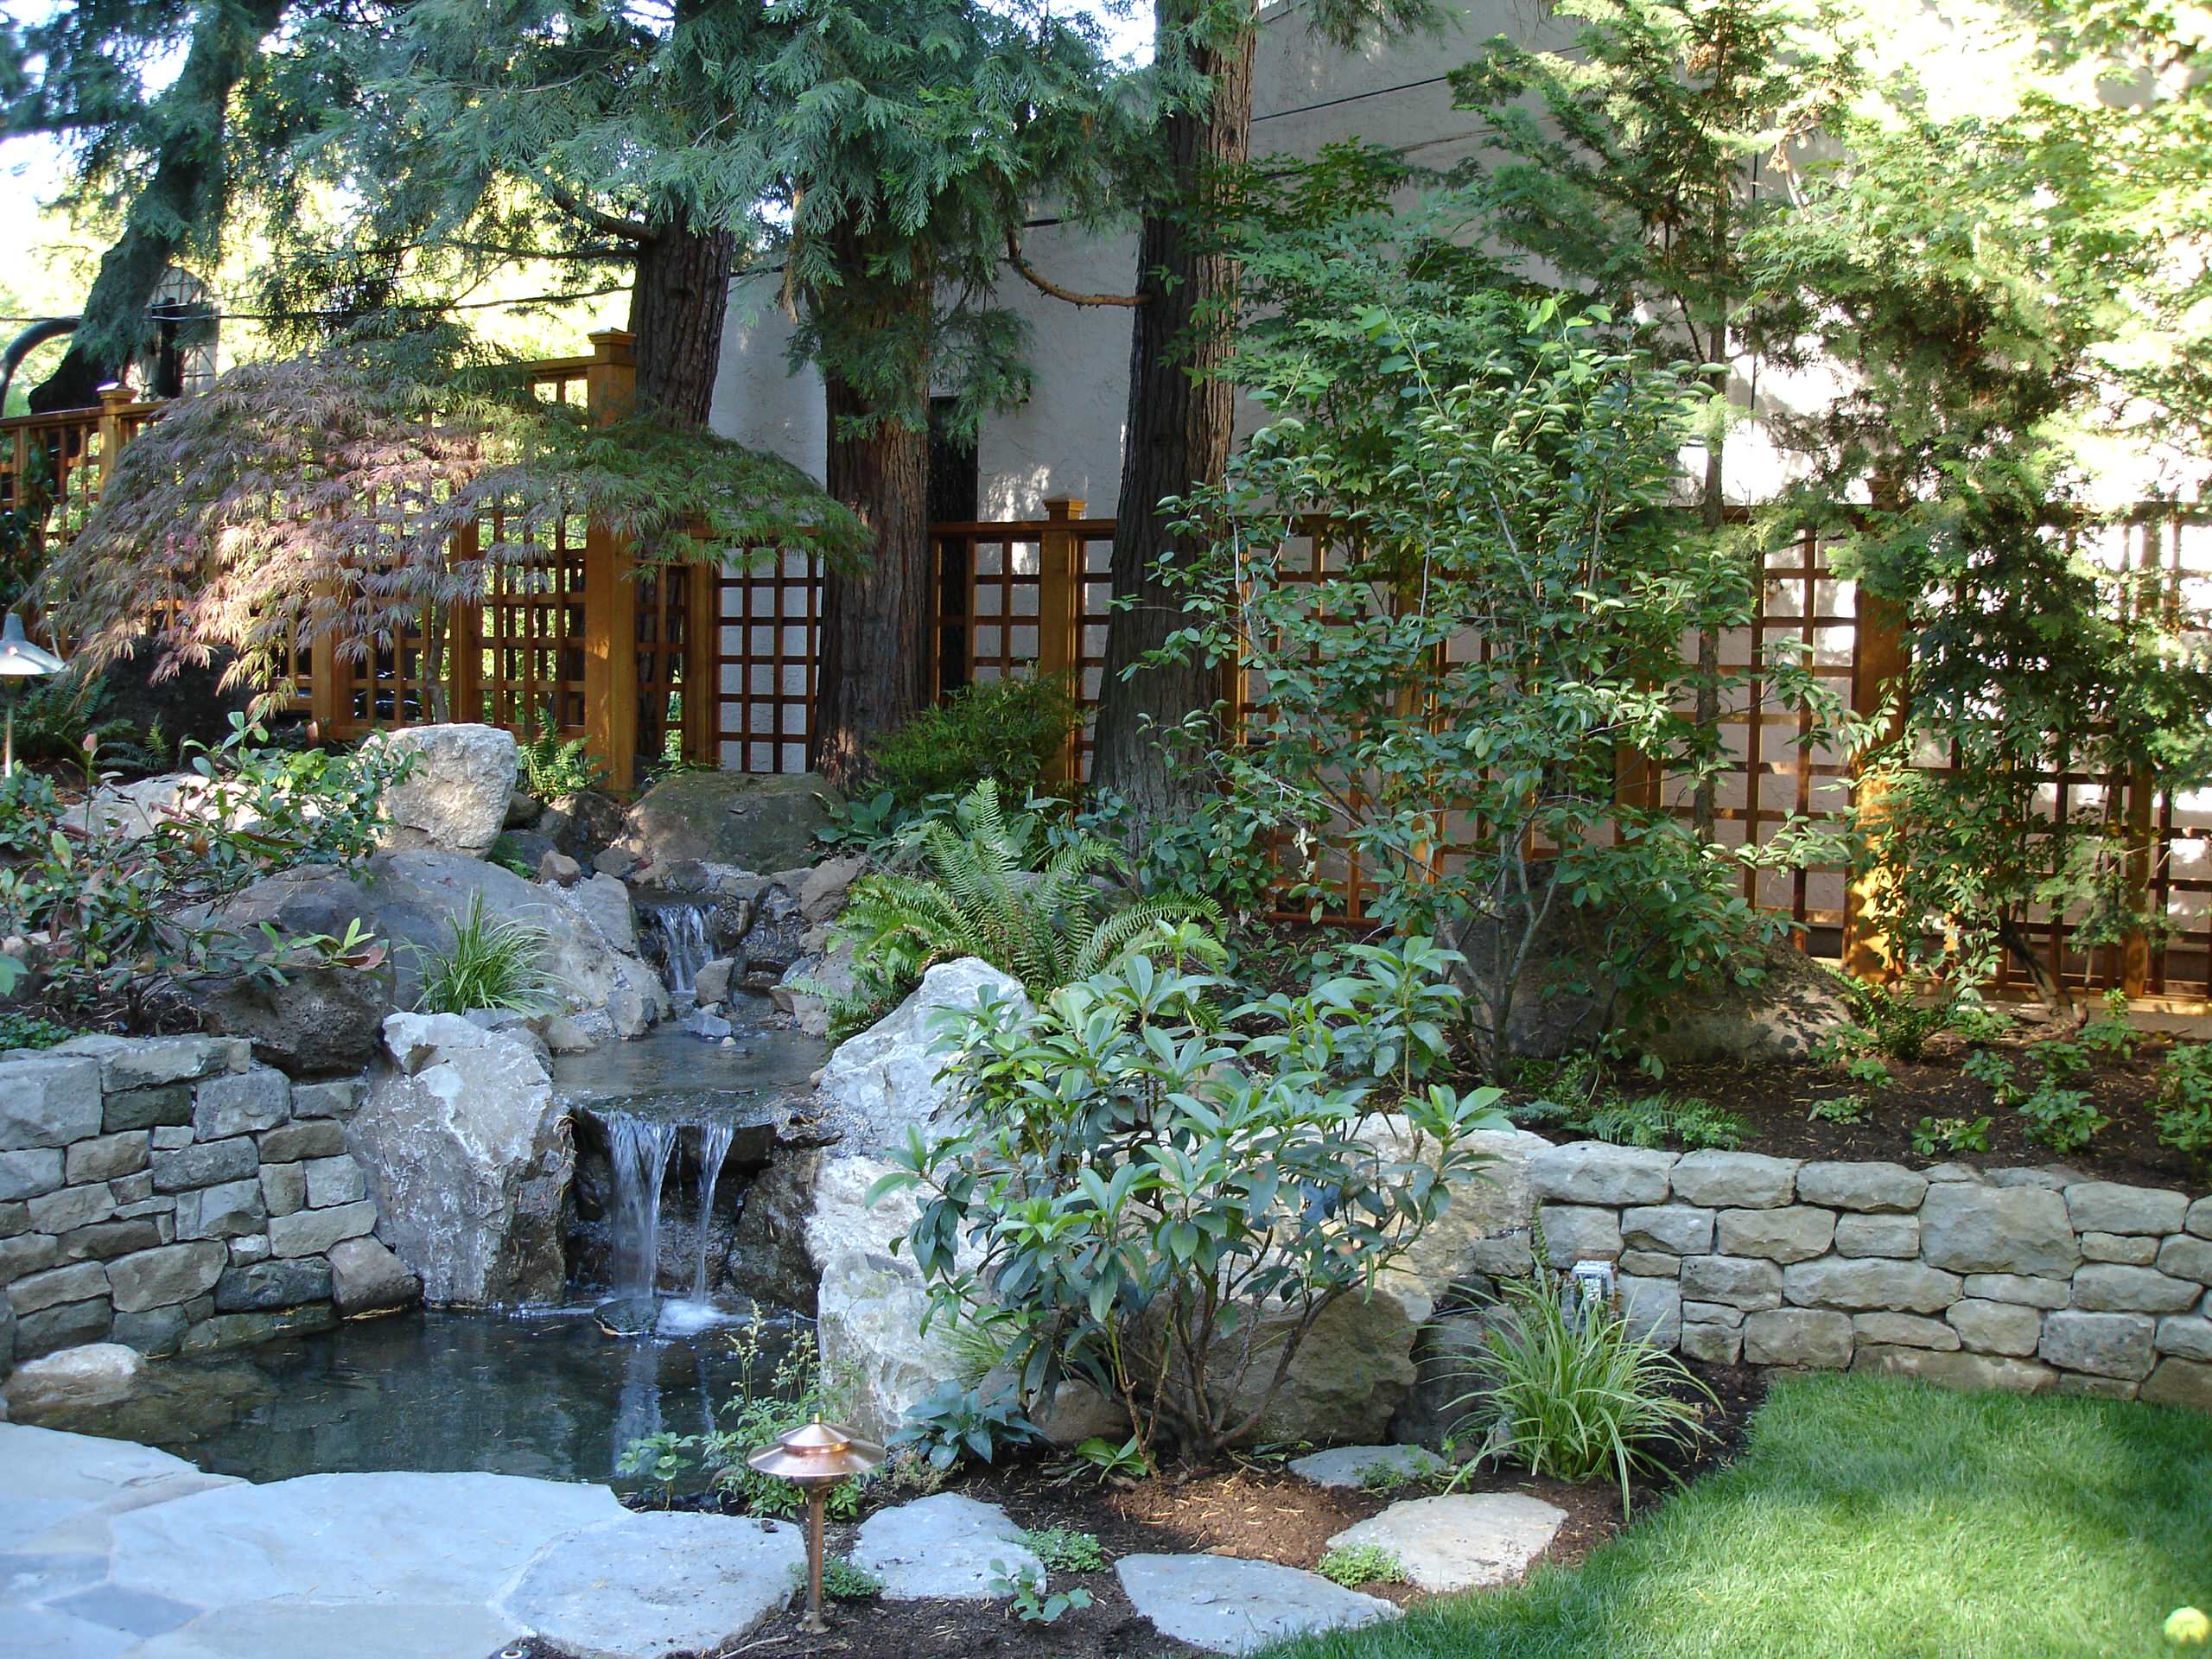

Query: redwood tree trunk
[[1090, 3, 1255, 827], [33, 0, 287, 411], [813, 366, 932, 785], [626, 222, 735, 429]]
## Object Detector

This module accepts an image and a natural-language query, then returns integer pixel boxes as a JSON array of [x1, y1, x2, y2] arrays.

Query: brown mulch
[[542, 1363, 1763, 1659], [1656, 1024, 2201, 1190]]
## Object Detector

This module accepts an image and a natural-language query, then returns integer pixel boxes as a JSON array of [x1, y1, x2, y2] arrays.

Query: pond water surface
[[24, 1305, 798, 1488]]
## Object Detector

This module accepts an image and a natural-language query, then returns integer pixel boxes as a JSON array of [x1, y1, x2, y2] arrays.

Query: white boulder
[[367, 723, 519, 859]]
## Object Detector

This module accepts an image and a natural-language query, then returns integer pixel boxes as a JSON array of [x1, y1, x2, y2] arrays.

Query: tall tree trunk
[[813, 363, 932, 785], [627, 222, 734, 429], [33, 0, 286, 412], [1090, 3, 1255, 827]]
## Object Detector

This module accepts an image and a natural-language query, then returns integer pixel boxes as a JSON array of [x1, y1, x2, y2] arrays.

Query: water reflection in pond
[[22, 1306, 798, 1488]]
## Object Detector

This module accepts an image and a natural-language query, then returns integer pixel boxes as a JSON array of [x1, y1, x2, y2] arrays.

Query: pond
[[20, 1304, 799, 1487]]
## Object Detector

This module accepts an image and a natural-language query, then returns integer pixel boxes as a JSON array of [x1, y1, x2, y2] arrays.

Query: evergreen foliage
[[830, 779, 1219, 1020]]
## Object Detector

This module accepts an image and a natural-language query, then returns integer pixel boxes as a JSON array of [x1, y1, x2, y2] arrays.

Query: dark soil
[[542, 1363, 1764, 1659], [1658, 1021, 2204, 1191]]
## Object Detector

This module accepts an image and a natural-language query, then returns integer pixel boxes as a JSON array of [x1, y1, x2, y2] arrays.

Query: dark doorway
[[929, 397, 978, 696]]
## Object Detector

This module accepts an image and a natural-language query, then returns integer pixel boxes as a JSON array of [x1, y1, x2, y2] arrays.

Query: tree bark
[[1090, 2, 1255, 826], [813, 361, 932, 785], [33, 0, 288, 411], [626, 221, 734, 429]]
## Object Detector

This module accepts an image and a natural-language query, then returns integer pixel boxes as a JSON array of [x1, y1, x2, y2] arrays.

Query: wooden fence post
[[1841, 592, 1910, 981], [582, 330, 639, 790], [684, 560, 718, 766], [94, 381, 134, 494], [1037, 495, 1084, 782]]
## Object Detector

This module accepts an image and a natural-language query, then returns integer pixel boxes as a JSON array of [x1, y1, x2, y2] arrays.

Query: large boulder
[[1452, 898, 1846, 1064], [216, 849, 668, 1035], [198, 965, 392, 1078], [1637, 937, 1851, 1065], [814, 958, 1027, 1151], [618, 771, 836, 875], [85, 642, 257, 755], [346, 1013, 575, 1305], [366, 723, 519, 859], [61, 772, 257, 841]]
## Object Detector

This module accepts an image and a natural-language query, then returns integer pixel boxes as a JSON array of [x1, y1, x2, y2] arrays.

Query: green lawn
[[1271, 1373, 2212, 1659]]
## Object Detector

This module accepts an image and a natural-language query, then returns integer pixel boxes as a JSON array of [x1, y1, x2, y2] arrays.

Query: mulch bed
[[545, 1363, 1764, 1659], [1657, 1021, 2200, 1190]]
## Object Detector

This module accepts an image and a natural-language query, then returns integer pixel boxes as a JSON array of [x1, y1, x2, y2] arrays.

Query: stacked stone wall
[[1527, 1141, 2212, 1407], [0, 1035, 394, 1377]]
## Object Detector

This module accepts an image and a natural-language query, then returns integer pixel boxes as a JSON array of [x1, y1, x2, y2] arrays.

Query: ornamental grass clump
[[414, 893, 557, 1015], [1449, 1274, 1714, 1516]]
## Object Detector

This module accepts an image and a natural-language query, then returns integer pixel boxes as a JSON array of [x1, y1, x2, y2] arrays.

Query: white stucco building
[[708, 1, 1569, 520]]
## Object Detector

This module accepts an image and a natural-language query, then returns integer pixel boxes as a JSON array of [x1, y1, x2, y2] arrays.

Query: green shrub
[[2156, 1043, 2212, 1160], [2017, 1078, 2107, 1154], [1516, 1076, 1747, 1152], [822, 1557, 883, 1601], [0, 1007, 77, 1050], [517, 707, 604, 800], [697, 1317, 870, 1520], [1020, 1527, 1106, 1573], [887, 1380, 1042, 1471], [879, 939, 1509, 1462], [0, 716, 404, 1017], [866, 674, 1077, 808], [1448, 1274, 1714, 1516], [1910, 1115, 1992, 1155], [1829, 975, 1954, 1063], [1317, 1544, 1409, 1587], [413, 893, 556, 1014], [828, 779, 1218, 1030]]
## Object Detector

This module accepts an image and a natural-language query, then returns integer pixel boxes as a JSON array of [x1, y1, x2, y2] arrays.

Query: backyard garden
[[3, 0, 2212, 1656]]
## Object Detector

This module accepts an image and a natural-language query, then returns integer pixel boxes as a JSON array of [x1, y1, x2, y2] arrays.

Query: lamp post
[[747, 1417, 885, 1633], [0, 613, 66, 777]]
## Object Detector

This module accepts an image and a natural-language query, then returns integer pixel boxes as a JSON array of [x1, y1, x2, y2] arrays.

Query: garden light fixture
[[747, 1415, 884, 1633], [0, 611, 66, 777]]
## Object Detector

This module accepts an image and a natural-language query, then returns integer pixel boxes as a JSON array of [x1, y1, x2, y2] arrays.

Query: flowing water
[[604, 1114, 682, 1297], [641, 900, 714, 1004], [690, 1120, 736, 1298]]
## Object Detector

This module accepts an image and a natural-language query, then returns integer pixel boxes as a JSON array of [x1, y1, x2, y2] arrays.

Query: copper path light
[[0, 612, 66, 777], [747, 1416, 885, 1633]]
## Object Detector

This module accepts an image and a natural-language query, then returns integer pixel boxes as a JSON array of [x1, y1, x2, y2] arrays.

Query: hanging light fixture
[[747, 1416, 885, 1633], [0, 612, 66, 777]]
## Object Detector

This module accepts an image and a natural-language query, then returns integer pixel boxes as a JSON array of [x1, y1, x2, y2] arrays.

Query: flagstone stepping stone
[[850, 1492, 1041, 1600], [499, 1510, 804, 1659], [0, 1424, 239, 1555], [1325, 1492, 1567, 1592], [1286, 1445, 1446, 1490], [106, 1468, 626, 1611], [1116, 1554, 1398, 1654]]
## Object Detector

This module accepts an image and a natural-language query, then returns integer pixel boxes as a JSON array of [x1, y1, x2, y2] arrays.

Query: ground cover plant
[[1268, 1372, 2212, 1659]]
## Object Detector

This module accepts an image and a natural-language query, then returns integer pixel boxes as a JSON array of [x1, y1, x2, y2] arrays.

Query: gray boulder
[[366, 723, 519, 858], [815, 958, 1027, 1150], [3, 1343, 144, 1414], [1638, 938, 1851, 1065], [347, 1014, 574, 1305], [618, 770, 836, 875], [216, 849, 668, 1035], [199, 966, 392, 1078], [328, 1236, 422, 1316]]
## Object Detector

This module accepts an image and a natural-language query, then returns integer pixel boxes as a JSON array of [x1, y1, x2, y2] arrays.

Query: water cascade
[[605, 1114, 680, 1299], [690, 1121, 736, 1299], [642, 902, 714, 1004]]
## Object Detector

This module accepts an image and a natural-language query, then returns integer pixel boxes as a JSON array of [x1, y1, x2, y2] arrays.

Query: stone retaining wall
[[0, 1035, 410, 1379], [1528, 1141, 2212, 1408]]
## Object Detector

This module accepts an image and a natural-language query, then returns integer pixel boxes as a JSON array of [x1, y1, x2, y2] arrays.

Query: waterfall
[[644, 903, 713, 1002], [691, 1121, 735, 1299], [605, 1114, 680, 1297]]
